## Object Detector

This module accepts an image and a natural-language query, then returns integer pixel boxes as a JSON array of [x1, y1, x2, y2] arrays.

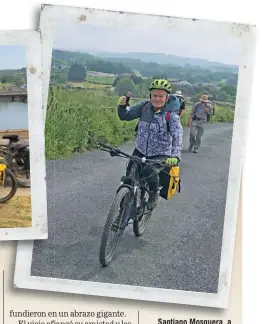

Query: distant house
[[86, 71, 116, 78], [51, 62, 70, 70], [120, 73, 133, 77], [169, 78, 180, 82]]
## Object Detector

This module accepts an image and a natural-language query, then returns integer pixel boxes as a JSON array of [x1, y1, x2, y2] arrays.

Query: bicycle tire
[[131, 166, 152, 236], [0, 169, 17, 203], [133, 205, 153, 237], [16, 172, 31, 188], [99, 186, 131, 266], [129, 163, 137, 179], [9, 155, 31, 188]]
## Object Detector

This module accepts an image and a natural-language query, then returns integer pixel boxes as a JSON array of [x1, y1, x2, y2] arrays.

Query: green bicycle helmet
[[149, 79, 172, 94]]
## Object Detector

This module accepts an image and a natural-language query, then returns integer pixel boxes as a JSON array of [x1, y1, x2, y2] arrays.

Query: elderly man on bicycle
[[117, 79, 183, 211]]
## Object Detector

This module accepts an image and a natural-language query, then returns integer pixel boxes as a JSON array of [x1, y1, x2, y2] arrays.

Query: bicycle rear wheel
[[99, 186, 132, 266], [0, 169, 17, 203]]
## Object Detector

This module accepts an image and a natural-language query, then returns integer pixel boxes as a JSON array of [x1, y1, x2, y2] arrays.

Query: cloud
[[54, 19, 242, 65]]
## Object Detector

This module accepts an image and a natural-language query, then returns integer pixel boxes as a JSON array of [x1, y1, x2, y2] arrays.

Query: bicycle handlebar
[[126, 91, 131, 106], [98, 143, 115, 151], [98, 142, 175, 167]]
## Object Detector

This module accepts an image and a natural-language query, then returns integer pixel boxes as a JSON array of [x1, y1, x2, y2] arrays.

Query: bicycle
[[98, 142, 176, 266], [0, 154, 17, 203], [0, 134, 30, 188]]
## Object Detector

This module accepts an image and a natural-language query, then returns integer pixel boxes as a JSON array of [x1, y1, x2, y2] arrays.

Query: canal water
[[0, 102, 28, 130]]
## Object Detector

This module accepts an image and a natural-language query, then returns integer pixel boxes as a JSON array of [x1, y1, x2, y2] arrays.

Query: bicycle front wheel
[[0, 169, 17, 203], [99, 186, 132, 266], [133, 189, 152, 237]]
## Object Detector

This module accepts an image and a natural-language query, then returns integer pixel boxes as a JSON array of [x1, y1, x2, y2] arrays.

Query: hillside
[[0, 68, 27, 88], [52, 49, 239, 87], [91, 51, 238, 72]]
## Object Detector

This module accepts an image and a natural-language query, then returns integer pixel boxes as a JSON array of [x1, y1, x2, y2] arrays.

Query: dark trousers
[[126, 148, 168, 193]]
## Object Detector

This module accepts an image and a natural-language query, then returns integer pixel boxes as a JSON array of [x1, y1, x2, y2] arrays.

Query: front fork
[[117, 176, 140, 227]]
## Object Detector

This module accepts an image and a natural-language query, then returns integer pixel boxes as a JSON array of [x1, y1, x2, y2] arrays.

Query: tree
[[130, 73, 143, 85], [216, 91, 227, 101], [115, 78, 136, 96], [112, 75, 120, 87], [133, 82, 150, 98], [170, 83, 178, 94], [220, 85, 237, 97], [1, 75, 14, 83], [1, 76, 7, 83], [67, 64, 86, 82], [14, 77, 25, 87], [51, 72, 67, 84]]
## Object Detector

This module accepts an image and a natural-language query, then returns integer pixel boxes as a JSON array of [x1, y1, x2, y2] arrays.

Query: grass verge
[[45, 87, 235, 160], [0, 196, 32, 228]]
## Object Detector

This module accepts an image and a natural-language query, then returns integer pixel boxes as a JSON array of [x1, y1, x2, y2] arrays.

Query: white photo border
[[14, 5, 256, 308], [0, 30, 47, 240]]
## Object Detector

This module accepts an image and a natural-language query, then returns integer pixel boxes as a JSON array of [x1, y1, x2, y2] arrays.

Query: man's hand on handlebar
[[165, 157, 180, 166]]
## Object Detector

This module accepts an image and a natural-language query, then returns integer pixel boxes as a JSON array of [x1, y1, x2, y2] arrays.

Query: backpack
[[134, 102, 171, 133], [159, 165, 181, 200]]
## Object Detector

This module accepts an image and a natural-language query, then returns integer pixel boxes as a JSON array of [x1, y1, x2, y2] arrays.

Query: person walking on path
[[175, 90, 186, 118], [187, 94, 211, 153]]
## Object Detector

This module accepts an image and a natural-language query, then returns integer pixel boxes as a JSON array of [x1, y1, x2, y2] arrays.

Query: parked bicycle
[[0, 154, 17, 203], [0, 135, 30, 188], [97, 142, 180, 266]]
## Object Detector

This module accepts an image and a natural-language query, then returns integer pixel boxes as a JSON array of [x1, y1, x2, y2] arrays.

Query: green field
[[0, 82, 15, 90], [85, 75, 115, 85], [45, 86, 235, 160], [66, 81, 112, 90], [45, 87, 137, 159], [0, 196, 32, 228]]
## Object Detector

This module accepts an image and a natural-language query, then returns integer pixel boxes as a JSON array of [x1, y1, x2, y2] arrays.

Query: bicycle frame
[[0, 143, 29, 166], [0, 147, 12, 161], [0, 147, 19, 180], [98, 142, 169, 229], [116, 162, 151, 228], [0, 142, 30, 191]]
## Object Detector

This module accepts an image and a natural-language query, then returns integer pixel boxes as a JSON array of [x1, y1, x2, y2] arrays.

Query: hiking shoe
[[193, 148, 198, 153], [147, 190, 160, 211]]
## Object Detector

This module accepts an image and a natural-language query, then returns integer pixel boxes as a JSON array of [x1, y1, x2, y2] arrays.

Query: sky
[[0, 45, 26, 70], [54, 21, 243, 65]]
